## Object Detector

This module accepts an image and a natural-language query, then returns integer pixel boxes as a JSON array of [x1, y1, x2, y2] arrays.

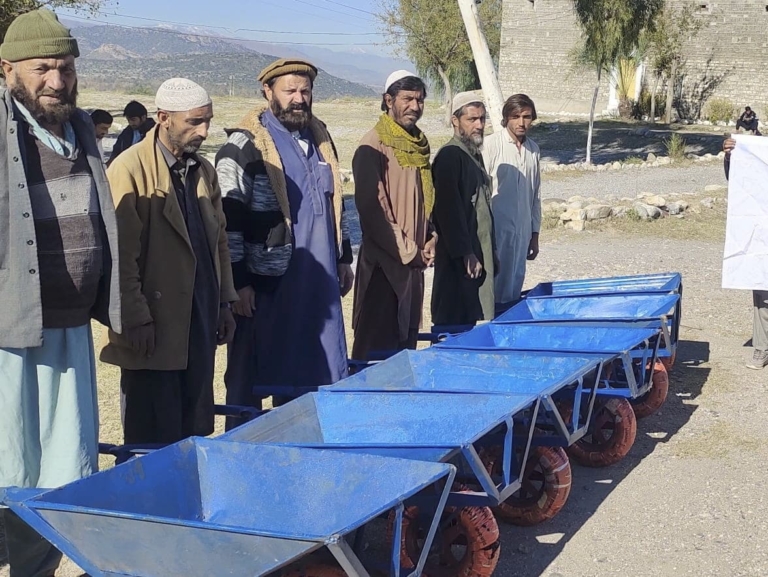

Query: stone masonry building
[[499, 0, 768, 118]]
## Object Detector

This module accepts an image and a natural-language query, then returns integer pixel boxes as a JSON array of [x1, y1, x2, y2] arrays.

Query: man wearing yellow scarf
[[351, 70, 437, 360]]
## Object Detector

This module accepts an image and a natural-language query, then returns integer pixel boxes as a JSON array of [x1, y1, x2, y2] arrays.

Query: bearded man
[[351, 70, 437, 361], [101, 78, 237, 445], [215, 58, 353, 427], [431, 91, 496, 328], [0, 9, 121, 576]]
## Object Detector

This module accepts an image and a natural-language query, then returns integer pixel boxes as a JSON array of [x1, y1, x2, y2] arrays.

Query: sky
[[57, 0, 397, 53]]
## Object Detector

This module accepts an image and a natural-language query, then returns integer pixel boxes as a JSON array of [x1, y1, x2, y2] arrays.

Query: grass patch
[[665, 133, 687, 161], [623, 156, 644, 165]]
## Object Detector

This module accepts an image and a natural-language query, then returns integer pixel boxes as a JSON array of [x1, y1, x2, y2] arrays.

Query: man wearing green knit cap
[[0, 9, 121, 576]]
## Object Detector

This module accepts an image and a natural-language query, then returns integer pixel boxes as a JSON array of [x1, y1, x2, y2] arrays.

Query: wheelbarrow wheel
[[387, 503, 501, 577], [566, 398, 637, 467], [481, 445, 572, 526], [630, 361, 669, 419], [282, 564, 346, 577], [660, 351, 677, 371]]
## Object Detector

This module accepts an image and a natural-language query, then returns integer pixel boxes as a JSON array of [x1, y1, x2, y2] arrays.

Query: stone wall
[[499, 0, 768, 117]]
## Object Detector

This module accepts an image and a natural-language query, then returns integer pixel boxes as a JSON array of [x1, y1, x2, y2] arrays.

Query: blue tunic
[[253, 111, 348, 392]]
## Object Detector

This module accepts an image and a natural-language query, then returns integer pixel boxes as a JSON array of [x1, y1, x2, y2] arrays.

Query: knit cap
[[0, 9, 79, 62]]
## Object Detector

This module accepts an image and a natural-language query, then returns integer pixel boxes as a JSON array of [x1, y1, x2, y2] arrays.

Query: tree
[[645, 2, 703, 124], [571, 0, 664, 163], [378, 0, 502, 126], [1, 1, 108, 44]]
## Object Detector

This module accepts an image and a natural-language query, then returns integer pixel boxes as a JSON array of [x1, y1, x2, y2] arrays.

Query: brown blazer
[[100, 126, 238, 371]]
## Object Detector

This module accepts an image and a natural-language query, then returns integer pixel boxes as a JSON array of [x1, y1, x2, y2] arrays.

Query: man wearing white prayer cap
[[431, 90, 497, 327], [102, 77, 238, 444], [350, 69, 437, 360]]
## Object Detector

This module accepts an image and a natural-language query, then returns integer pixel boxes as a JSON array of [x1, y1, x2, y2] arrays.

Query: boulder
[[584, 204, 613, 221], [667, 201, 689, 215], [567, 200, 585, 210], [611, 206, 630, 218], [704, 184, 727, 193], [633, 202, 662, 220], [644, 195, 667, 208], [567, 195, 585, 203], [611, 161, 622, 170], [566, 220, 586, 232], [646, 152, 657, 163], [700, 197, 715, 209], [560, 208, 587, 222], [657, 156, 672, 165]]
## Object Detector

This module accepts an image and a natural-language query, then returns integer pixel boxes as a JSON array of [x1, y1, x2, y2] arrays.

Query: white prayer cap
[[452, 90, 485, 115], [155, 78, 212, 112], [384, 69, 419, 92]]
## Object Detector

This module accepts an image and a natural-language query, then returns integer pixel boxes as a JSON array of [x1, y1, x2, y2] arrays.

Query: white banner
[[722, 135, 768, 290]]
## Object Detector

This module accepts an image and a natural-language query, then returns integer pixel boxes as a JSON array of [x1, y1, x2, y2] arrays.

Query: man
[[736, 106, 760, 135], [723, 136, 768, 369], [351, 70, 437, 360], [101, 78, 237, 444], [0, 9, 121, 576], [90, 108, 112, 163], [107, 99, 155, 165], [431, 91, 496, 328], [482, 93, 542, 313], [215, 58, 353, 425]]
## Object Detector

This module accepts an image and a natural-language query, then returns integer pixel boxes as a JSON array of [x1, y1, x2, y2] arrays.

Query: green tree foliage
[[1, 0, 107, 44], [378, 0, 502, 126], [571, 0, 663, 162]]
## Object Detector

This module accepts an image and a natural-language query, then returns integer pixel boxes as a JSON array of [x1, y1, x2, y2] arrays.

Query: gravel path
[[541, 162, 726, 201]]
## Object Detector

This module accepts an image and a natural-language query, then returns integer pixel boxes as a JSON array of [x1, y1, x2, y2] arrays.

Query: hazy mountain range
[[64, 21, 414, 99]]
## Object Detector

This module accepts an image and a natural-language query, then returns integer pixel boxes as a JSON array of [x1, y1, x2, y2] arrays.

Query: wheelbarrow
[[1, 439, 456, 577], [494, 293, 680, 369], [320, 348, 613, 526], [222, 390, 539, 576]]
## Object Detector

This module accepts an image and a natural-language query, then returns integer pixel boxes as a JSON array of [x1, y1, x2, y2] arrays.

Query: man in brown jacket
[[102, 78, 238, 444], [351, 70, 437, 360]]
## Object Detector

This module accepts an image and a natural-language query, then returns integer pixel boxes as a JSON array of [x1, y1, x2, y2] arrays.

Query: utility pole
[[456, 0, 505, 131]]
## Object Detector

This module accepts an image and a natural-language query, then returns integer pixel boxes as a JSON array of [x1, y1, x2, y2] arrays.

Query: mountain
[[77, 52, 377, 100], [68, 24, 378, 100]]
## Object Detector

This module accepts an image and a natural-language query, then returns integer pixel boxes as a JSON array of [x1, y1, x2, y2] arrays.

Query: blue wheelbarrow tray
[[222, 390, 536, 508], [525, 272, 681, 298], [323, 348, 612, 445], [494, 293, 680, 358], [435, 323, 661, 398], [1, 439, 456, 577]]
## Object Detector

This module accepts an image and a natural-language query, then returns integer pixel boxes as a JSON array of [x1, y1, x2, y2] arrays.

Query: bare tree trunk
[[664, 59, 677, 124], [586, 67, 601, 165], [650, 74, 660, 123], [436, 64, 453, 127]]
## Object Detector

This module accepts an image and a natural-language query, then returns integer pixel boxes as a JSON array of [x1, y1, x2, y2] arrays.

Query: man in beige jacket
[[102, 78, 237, 444]]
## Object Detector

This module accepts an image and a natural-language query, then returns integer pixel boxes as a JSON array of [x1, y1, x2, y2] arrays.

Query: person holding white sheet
[[723, 136, 768, 370]]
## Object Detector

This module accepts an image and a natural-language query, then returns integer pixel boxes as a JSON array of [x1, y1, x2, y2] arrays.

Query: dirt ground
[[3, 93, 767, 576]]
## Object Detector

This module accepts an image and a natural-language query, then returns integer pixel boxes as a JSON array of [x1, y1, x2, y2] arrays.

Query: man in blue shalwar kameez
[[216, 59, 353, 428]]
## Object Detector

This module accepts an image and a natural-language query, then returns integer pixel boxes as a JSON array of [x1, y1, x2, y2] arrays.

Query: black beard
[[10, 81, 77, 126], [271, 98, 312, 131]]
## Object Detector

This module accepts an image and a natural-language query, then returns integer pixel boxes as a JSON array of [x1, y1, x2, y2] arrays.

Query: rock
[[704, 184, 727, 193], [611, 206, 629, 218], [717, 151, 726, 159], [567, 195, 584, 203], [667, 200, 689, 215], [543, 197, 568, 205], [597, 164, 610, 172], [686, 153, 699, 160], [566, 220, 586, 231], [703, 153, 714, 160], [605, 195, 617, 202], [634, 202, 662, 220], [646, 152, 657, 163], [560, 208, 587, 222], [621, 197, 634, 203], [700, 197, 715, 209], [644, 194, 667, 208], [339, 169, 354, 184], [657, 156, 672, 165], [585, 204, 613, 221], [611, 161, 622, 170], [637, 192, 652, 199], [567, 201, 585, 210]]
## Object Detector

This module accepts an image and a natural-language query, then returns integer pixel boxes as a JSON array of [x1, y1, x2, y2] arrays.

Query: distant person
[[736, 106, 761, 135], [215, 58, 353, 429], [0, 9, 121, 577], [723, 136, 768, 369], [351, 70, 437, 360], [431, 91, 496, 328], [108, 99, 155, 165], [90, 108, 113, 163], [101, 78, 237, 444], [482, 93, 542, 314]]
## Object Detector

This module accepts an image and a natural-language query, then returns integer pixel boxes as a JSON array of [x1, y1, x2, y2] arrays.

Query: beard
[[458, 126, 484, 155], [271, 98, 312, 131], [169, 130, 204, 155], [10, 80, 77, 126]]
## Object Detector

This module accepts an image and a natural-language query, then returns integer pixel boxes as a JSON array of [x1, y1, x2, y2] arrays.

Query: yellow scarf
[[375, 113, 434, 216]]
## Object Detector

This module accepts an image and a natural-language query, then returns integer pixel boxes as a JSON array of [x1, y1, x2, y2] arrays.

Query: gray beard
[[459, 133, 483, 156]]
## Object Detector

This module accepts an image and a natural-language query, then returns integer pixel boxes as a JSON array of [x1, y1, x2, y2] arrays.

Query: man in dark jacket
[[431, 91, 496, 328], [0, 9, 121, 576], [107, 99, 155, 165]]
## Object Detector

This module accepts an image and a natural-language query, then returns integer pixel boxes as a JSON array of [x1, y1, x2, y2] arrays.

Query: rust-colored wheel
[[387, 503, 501, 577], [660, 351, 677, 371], [631, 361, 669, 419], [567, 398, 637, 467], [484, 445, 572, 526], [282, 564, 346, 577]]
